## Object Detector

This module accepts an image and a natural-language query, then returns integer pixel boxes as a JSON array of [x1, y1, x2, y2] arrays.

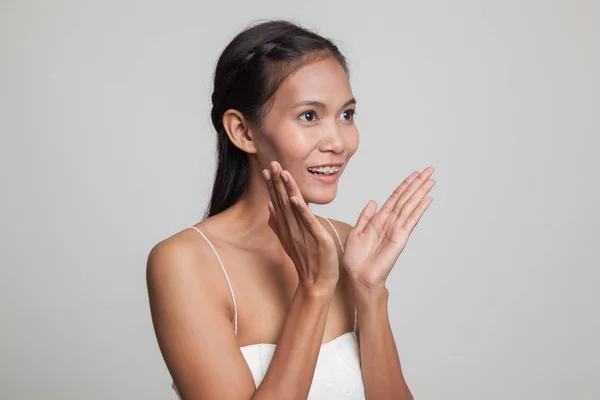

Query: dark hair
[[204, 20, 349, 218]]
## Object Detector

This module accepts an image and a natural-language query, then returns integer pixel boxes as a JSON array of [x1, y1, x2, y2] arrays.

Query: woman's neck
[[215, 167, 277, 242]]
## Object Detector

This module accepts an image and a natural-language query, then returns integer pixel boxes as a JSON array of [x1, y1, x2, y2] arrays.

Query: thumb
[[355, 200, 377, 232]]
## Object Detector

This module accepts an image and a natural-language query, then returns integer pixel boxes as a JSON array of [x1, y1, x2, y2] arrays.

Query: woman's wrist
[[297, 278, 337, 302], [351, 282, 389, 310]]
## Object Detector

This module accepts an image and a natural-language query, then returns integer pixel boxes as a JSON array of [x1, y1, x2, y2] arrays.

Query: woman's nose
[[317, 123, 345, 154]]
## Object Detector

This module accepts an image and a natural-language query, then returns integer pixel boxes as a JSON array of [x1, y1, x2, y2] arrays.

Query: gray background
[[1, 0, 598, 399]]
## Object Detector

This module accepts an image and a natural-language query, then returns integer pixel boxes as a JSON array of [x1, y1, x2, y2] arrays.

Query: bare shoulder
[[145, 223, 234, 334], [145, 225, 255, 398], [146, 226, 214, 290]]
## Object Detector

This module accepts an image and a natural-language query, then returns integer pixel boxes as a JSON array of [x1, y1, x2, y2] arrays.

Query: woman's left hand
[[342, 167, 436, 292]]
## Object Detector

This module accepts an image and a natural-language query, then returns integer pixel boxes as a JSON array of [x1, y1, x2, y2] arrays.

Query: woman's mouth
[[307, 164, 343, 184], [307, 165, 342, 176]]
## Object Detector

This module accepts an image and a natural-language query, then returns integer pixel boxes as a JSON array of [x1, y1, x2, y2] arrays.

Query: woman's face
[[254, 55, 359, 205]]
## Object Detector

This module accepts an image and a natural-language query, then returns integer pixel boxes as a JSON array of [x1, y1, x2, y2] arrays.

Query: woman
[[147, 19, 435, 399]]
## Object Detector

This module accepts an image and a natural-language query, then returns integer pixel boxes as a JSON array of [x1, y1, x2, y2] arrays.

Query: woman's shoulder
[[145, 219, 226, 293], [147, 222, 208, 263], [149, 214, 226, 258]]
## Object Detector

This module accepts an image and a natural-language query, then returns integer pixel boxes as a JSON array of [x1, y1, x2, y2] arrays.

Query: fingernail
[[271, 162, 277, 174], [290, 197, 299, 206], [281, 171, 289, 183], [262, 169, 271, 180]]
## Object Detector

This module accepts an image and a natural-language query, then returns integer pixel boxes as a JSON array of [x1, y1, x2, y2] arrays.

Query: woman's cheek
[[346, 130, 360, 158]]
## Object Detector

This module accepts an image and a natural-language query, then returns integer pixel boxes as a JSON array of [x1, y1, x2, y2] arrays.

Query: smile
[[307, 165, 342, 176]]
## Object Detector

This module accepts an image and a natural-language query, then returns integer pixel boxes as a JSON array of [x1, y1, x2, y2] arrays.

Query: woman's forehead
[[271, 57, 353, 110]]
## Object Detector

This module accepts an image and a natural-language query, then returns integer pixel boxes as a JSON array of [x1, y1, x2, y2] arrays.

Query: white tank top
[[172, 219, 366, 399]]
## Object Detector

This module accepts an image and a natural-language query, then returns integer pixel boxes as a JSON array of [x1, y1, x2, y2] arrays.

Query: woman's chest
[[222, 249, 355, 346], [240, 331, 365, 398]]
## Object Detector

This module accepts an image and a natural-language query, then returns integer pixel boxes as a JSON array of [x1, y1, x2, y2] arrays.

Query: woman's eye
[[298, 111, 317, 122], [341, 109, 355, 121]]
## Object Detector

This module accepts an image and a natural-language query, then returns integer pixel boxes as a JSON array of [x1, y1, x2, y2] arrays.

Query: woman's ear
[[222, 109, 257, 154]]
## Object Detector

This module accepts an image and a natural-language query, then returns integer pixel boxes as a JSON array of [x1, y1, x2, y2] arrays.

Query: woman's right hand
[[263, 161, 339, 297]]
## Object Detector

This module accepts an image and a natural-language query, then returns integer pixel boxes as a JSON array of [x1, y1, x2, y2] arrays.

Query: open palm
[[343, 167, 436, 289]]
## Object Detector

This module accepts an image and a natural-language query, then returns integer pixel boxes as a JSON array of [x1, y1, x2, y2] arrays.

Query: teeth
[[308, 165, 341, 175]]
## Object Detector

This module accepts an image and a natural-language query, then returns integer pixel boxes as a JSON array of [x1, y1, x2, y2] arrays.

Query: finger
[[281, 170, 303, 199], [280, 170, 306, 230], [380, 172, 420, 213], [267, 201, 281, 236], [401, 196, 433, 235], [392, 166, 435, 216], [263, 167, 288, 231], [270, 161, 300, 232], [354, 200, 378, 233], [290, 196, 328, 240], [397, 178, 436, 224]]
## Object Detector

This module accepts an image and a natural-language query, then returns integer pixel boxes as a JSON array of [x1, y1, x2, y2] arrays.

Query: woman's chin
[[302, 186, 338, 205]]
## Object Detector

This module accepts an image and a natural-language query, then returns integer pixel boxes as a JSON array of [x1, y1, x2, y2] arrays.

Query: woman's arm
[[256, 162, 343, 399], [147, 239, 256, 400], [354, 286, 413, 399], [329, 166, 436, 400], [328, 219, 413, 399], [253, 283, 334, 399], [147, 238, 335, 400]]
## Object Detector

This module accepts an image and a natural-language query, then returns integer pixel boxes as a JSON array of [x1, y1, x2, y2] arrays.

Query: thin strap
[[324, 218, 357, 333], [324, 218, 344, 252], [189, 227, 238, 336]]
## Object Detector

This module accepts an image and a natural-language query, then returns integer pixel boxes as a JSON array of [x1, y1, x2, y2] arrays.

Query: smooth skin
[[146, 54, 435, 399]]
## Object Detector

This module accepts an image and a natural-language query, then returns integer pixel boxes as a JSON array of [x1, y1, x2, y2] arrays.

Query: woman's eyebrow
[[290, 98, 357, 110], [290, 100, 327, 109], [340, 98, 357, 110]]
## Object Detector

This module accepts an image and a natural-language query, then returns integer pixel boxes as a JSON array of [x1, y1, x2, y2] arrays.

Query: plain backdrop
[[1, 1, 598, 399]]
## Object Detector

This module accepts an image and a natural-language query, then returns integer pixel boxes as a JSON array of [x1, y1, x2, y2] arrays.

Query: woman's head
[[206, 20, 359, 217]]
